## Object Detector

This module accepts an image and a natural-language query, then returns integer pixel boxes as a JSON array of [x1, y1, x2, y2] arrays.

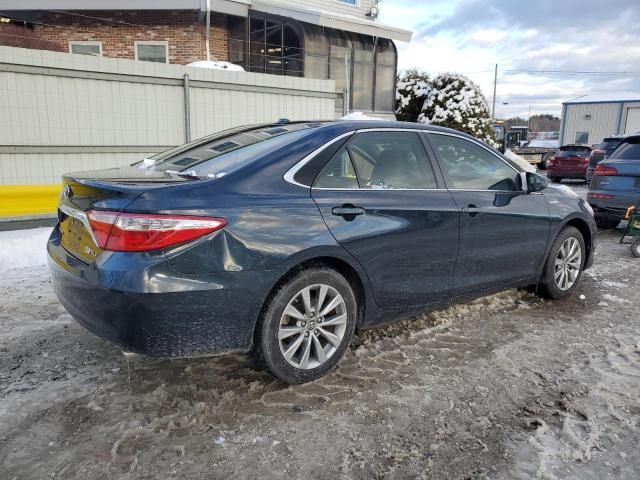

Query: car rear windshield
[[609, 137, 640, 160], [555, 147, 591, 158], [141, 123, 325, 177], [599, 139, 623, 151]]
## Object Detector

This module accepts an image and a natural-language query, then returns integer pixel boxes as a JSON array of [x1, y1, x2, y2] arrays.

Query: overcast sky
[[380, 0, 640, 119]]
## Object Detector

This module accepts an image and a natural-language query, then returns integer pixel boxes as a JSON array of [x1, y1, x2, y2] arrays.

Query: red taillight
[[86, 211, 226, 252], [588, 193, 615, 200], [548, 157, 557, 166], [594, 165, 618, 176]]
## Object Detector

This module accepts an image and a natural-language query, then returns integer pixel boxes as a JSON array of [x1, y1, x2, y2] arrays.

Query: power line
[[502, 69, 640, 77]]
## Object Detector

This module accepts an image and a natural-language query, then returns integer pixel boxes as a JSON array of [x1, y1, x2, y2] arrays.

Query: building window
[[335, 0, 358, 5], [135, 41, 169, 63], [230, 14, 303, 77], [69, 41, 102, 57], [575, 132, 589, 144]]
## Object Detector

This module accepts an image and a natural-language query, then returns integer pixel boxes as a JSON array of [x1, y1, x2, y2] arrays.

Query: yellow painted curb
[[0, 185, 61, 217]]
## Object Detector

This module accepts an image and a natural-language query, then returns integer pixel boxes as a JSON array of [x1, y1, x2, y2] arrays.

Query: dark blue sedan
[[588, 133, 640, 229], [48, 120, 596, 383]]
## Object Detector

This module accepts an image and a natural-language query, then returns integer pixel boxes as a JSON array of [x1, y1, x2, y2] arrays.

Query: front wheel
[[253, 267, 357, 384], [538, 227, 585, 299], [632, 239, 640, 258], [549, 176, 562, 183]]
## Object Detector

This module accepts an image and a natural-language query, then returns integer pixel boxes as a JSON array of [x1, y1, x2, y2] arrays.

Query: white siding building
[[560, 93, 640, 146]]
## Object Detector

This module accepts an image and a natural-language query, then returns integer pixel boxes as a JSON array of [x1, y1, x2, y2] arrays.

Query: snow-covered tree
[[418, 73, 496, 146], [395, 69, 431, 123]]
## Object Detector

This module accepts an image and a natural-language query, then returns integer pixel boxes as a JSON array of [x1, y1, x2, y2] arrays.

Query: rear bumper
[[547, 167, 587, 179], [47, 229, 280, 358], [588, 191, 640, 218]]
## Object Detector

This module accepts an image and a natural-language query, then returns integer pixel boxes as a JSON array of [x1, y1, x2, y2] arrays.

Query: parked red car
[[547, 145, 593, 183]]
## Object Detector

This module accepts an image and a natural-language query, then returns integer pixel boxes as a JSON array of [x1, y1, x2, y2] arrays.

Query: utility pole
[[492, 64, 498, 120]]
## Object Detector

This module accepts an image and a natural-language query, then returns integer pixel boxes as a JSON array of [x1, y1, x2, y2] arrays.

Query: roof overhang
[[0, 0, 251, 16], [0, 0, 411, 42], [252, 0, 412, 42]]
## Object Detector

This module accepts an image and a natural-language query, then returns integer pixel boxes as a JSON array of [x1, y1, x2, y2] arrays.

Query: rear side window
[[428, 134, 519, 191], [314, 148, 359, 189], [346, 132, 437, 189], [609, 137, 640, 160]]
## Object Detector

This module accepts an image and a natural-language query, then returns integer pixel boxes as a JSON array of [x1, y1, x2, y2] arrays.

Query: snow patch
[[602, 293, 630, 304], [187, 60, 245, 71], [339, 112, 385, 121], [505, 149, 537, 173], [0, 227, 52, 270]]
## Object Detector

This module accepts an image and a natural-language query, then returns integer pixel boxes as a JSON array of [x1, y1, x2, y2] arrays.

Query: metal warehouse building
[[560, 93, 640, 146]]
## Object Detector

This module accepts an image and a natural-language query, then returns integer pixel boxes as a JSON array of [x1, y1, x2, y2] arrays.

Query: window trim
[[284, 128, 524, 192], [134, 40, 169, 64], [68, 41, 103, 56]]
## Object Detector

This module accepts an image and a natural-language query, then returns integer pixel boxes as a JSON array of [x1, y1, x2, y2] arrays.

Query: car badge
[[62, 185, 73, 200]]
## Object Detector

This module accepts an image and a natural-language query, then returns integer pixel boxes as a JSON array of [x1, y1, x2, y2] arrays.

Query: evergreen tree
[[395, 69, 431, 123], [418, 73, 496, 146]]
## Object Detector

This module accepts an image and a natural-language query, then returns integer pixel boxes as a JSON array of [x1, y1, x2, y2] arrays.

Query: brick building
[[0, 0, 411, 116]]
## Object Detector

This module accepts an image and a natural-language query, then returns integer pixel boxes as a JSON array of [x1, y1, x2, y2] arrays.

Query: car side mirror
[[522, 172, 548, 193]]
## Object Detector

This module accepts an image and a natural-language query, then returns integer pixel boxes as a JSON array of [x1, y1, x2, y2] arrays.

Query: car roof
[[311, 120, 487, 139]]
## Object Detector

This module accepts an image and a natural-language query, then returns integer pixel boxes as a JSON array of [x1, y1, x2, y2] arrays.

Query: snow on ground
[[1, 184, 639, 479], [0, 227, 51, 270]]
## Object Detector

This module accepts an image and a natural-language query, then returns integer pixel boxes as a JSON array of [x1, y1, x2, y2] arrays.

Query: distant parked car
[[547, 145, 593, 183], [588, 133, 640, 229], [48, 120, 596, 383], [586, 137, 625, 182]]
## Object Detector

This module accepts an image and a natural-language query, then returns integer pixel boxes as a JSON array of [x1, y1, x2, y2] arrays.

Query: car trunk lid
[[58, 167, 199, 263]]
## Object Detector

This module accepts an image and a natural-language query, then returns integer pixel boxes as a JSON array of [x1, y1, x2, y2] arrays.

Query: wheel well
[[564, 218, 593, 264], [256, 257, 367, 337]]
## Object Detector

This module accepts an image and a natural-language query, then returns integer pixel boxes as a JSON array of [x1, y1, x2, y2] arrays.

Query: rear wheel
[[253, 267, 357, 384], [632, 239, 640, 258], [595, 215, 620, 230], [538, 226, 585, 299]]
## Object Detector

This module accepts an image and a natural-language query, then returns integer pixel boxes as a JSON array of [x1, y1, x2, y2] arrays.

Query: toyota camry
[[48, 120, 596, 383]]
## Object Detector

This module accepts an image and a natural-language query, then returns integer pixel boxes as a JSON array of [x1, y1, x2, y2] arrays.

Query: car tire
[[632, 239, 640, 259], [252, 267, 357, 384], [595, 215, 620, 230], [549, 177, 562, 183], [538, 226, 585, 300]]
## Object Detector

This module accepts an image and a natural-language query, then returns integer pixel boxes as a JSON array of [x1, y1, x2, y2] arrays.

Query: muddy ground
[[1, 184, 639, 480]]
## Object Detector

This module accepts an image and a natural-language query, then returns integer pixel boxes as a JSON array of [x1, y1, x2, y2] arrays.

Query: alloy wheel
[[554, 237, 582, 291], [278, 284, 348, 370]]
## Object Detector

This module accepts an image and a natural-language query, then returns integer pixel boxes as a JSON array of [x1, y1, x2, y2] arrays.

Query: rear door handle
[[462, 204, 482, 218], [332, 205, 365, 218]]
